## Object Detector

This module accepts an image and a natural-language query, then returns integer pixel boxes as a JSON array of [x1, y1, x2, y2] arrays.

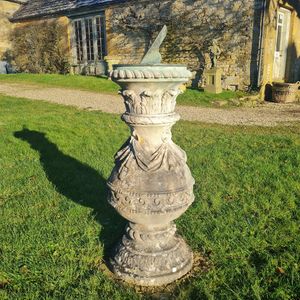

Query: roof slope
[[5, 0, 28, 4], [11, 0, 127, 21]]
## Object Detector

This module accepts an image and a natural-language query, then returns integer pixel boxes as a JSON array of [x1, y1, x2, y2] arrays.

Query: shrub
[[10, 20, 70, 74]]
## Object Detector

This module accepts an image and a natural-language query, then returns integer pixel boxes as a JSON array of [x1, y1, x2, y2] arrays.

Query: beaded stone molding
[[110, 66, 192, 80]]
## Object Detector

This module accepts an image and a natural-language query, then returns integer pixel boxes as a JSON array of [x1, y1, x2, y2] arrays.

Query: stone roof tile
[[11, 0, 128, 21]]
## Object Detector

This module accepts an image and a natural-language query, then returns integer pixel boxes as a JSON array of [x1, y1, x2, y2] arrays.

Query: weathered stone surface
[[108, 64, 194, 286]]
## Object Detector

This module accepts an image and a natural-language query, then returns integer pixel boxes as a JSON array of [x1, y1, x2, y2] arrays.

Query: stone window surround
[[70, 11, 107, 67]]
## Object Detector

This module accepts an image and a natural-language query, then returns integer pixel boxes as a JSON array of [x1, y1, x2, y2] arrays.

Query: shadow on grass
[[14, 129, 125, 258]]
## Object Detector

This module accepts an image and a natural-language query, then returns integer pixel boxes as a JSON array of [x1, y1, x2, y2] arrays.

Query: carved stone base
[[109, 223, 193, 286]]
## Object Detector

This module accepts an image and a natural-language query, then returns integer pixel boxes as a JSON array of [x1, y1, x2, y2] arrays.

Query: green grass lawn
[[177, 88, 247, 107], [0, 73, 119, 94], [0, 95, 299, 299], [0, 74, 247, 107]]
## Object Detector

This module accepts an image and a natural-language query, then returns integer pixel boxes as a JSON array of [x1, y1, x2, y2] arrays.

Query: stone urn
[[107, 64, 195, 286]]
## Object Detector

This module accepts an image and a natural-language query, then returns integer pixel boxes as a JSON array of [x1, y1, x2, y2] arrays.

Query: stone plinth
[[204, 67, 222, 94], [108, 64, 195, 286]]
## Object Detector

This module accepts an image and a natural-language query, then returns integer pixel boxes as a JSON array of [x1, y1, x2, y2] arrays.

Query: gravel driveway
[[1, 82, 300, 126]]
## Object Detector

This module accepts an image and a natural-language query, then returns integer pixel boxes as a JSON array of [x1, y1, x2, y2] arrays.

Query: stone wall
[[0, 0, 21, 59], [106, 0, 261, 90]]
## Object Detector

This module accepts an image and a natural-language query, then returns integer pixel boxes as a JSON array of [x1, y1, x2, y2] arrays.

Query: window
[[85, 18, 94, 61], [96, 16, 106, 60], [74, 20, 83, 62], [73, 14, 106, 64], [276, 13, 284, 52]]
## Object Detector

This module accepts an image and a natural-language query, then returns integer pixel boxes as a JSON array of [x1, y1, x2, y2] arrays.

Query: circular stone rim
[[121, 112, 180, 125], [111, 64, 192, 80]]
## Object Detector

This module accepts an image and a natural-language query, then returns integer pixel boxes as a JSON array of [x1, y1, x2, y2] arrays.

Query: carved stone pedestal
[[108, 64, 195, 286]]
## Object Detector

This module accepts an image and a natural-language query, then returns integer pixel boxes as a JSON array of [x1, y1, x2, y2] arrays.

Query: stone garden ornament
[[108, 25, 195, 286], [209, 39, 221, 68]]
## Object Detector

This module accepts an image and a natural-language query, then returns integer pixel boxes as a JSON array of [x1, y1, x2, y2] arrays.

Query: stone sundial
[[108, 26, 195, 286]]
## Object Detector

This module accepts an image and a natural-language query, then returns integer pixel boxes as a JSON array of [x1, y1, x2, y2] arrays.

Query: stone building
[[6, 0, 300, 91], [0, 0, 26, 58]]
